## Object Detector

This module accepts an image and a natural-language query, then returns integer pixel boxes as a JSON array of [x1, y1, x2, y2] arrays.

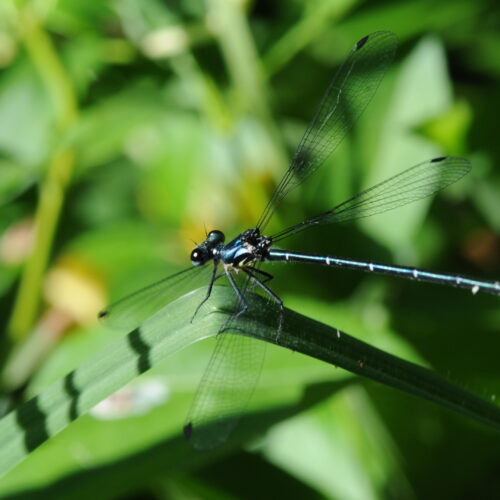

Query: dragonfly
[[99, 31, 500, 450]]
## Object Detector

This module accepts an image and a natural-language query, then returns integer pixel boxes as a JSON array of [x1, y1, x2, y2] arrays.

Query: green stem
[[207, 0, 268, 117], [206, 0, 288, 164], [8, 6, 78, 340], [263, 0, 357, 76]]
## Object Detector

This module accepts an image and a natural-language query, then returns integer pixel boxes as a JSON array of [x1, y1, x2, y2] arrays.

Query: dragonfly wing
[[272, 157, 471, 241], [257, 31, 398, 231], [184, 333, 267, 450], [99, 264, 213, 331], [325, 156, 471, 224]]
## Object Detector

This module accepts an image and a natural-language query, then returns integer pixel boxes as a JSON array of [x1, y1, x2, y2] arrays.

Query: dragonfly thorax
[[220, 228, 272, 269]]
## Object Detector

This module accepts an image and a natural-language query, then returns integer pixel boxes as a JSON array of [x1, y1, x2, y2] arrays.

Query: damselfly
[[100, 31, 500, 450]]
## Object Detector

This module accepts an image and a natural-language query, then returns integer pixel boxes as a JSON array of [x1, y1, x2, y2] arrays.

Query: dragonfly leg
[[220, 269, 249, 333], [244, 268, 284, 343], [191, 261, 221, 322], [246, 266, 274, 284]]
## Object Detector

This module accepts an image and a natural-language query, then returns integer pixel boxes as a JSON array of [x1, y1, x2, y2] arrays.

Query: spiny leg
[[220, 269, 249, 333], [246, 266, 274, 284], [244, 268, 284, 343], [191, 260, 221, 322]]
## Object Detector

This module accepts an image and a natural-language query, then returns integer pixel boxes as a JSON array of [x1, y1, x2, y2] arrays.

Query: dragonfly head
[[191, 230, 225, 266]]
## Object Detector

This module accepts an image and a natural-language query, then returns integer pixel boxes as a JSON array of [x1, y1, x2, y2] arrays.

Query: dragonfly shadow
[[14, 371, 82, 454], [15, 396, 50, 453], [12, 328, 154, 458], [64, 371, 80, 421], [128, 327, 152, 374]]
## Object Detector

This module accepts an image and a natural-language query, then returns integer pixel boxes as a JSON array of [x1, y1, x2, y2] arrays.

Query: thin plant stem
[[7, 6, 78, 341]]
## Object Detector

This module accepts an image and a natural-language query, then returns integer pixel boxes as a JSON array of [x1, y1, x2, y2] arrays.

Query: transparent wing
[[183, 333, 266, 450], [99, 264, 213, 331], [272, 157, 471, 241], [257, 31, 398, 231], [183, 271, 269, 450]]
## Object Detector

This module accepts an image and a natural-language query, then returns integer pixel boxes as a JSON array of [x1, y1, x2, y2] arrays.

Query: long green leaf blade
[[0, 286, 498, 479]]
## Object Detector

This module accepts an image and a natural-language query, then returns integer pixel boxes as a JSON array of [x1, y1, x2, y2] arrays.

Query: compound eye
[[190, 248, 208, 266], [207, 230, 225, 245]]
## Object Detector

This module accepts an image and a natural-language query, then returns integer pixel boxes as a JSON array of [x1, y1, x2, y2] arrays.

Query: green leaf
[[71, 82, 167, 171], [361, 36, 454, 252], [1, 286, 499, 485], [0, 159, 37, 206], [0, 60, 53, 166], [263, 387, 412, 499]]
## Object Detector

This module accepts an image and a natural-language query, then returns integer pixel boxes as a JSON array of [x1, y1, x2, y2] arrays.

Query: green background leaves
[[1, 0, 499, 498]]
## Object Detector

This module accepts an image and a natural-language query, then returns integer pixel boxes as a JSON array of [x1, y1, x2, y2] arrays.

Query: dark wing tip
[[356, 34, 369, 50], [431, 156, 447, 163], [355, 30, 398, 51], [98, 310, 109, 320], [183, 422, 193, 440]]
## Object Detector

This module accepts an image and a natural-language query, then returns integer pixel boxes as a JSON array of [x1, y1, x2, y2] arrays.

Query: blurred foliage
[[1, 0, 500, 498]]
